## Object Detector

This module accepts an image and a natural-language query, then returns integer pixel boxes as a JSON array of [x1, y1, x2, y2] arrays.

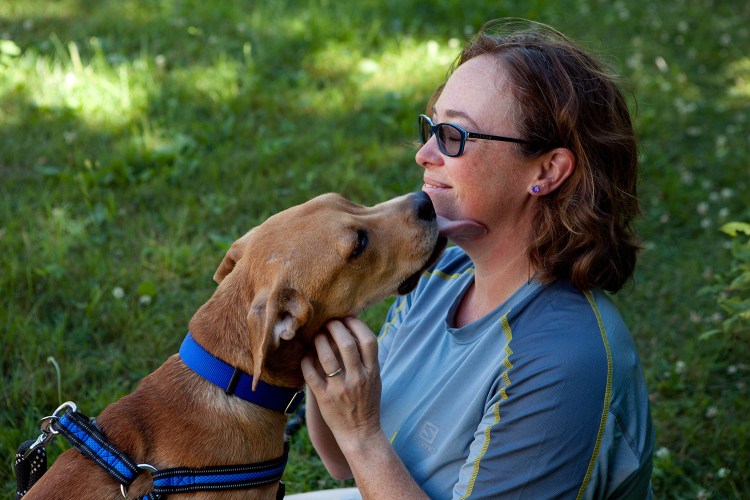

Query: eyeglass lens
[[419, 116, 463, 156]]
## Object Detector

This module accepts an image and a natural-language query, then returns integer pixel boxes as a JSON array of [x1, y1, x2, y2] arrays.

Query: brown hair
[[441, 19, 641, 292]]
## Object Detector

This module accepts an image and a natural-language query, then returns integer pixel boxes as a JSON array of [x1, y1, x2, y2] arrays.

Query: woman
[[301, 19, 654, 499]]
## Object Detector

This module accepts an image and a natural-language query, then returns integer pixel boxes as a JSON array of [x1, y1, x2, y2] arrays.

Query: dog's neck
[[186, 286, 309, 391]]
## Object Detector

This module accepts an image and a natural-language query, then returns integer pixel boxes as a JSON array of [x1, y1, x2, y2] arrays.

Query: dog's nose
[[413, 191, 436, 221]]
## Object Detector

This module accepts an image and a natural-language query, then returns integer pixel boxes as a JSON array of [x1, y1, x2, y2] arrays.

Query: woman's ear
[[529, 148, 576, 195]]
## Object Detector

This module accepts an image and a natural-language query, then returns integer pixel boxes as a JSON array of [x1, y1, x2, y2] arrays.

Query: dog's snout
[[413, 191, 436, 221]]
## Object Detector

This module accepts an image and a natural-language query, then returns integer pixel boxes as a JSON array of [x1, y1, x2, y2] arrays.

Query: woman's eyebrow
[[432, 106, 480, 128]]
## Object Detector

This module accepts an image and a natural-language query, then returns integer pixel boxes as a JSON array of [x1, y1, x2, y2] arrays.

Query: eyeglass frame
[[418, 114, 531, 157]]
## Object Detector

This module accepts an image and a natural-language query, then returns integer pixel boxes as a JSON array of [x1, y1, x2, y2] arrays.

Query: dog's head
[[210, 192, 445, 389]]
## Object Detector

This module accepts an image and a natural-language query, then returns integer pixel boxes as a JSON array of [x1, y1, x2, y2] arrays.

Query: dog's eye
[[351, 229, 368, 259]]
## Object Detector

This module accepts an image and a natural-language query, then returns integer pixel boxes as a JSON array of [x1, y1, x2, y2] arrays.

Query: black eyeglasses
[[418, 114, 530, 157]]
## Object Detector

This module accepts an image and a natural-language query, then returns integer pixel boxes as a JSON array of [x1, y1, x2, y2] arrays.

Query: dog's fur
[[25, 192, 444, 499]]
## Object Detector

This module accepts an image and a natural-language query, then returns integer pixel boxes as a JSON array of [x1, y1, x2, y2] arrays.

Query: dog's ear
[[247, 284, 312, 390], [214, 229, 255, 284]]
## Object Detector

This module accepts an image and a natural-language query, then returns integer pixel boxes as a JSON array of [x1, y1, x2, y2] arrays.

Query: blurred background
[[1, 1, 748, 497]]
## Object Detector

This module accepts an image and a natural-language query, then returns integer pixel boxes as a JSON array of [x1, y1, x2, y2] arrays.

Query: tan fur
[[25, 192, 443, 499]]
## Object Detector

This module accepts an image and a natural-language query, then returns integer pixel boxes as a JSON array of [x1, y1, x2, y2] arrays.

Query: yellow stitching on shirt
[[377, 296, 407, 345], [577, 291, 613, 500], [423, 267, 475, 280], [389, 428, 399, 444], [379, 266, 474, 343], [502, 372, 511, 386], [459, 311, 513, 499]]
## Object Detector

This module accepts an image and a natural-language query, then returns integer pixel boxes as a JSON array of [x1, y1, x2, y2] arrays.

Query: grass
[[1, 0, 748, 497]]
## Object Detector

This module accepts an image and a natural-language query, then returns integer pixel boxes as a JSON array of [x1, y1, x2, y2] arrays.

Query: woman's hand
[[302, 317, 429, 499], [301, 317, 382, 452]]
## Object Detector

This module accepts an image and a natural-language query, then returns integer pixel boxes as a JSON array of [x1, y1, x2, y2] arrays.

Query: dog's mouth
[[397, 236, 447, 295]]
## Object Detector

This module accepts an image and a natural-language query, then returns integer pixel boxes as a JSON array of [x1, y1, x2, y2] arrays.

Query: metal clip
[[22, 401, 78, 459]]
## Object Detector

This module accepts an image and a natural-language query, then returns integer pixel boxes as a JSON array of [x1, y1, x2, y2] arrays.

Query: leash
[[16, 402, 287, 499]]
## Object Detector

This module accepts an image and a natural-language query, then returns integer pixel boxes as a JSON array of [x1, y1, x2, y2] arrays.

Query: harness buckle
[[284, 390, 305, 415]]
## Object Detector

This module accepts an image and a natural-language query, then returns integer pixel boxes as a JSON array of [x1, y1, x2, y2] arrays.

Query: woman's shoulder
[[512, 282, 644, 393]]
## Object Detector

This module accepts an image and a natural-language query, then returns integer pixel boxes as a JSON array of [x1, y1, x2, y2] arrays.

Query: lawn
[[1, 0, 748, 497]]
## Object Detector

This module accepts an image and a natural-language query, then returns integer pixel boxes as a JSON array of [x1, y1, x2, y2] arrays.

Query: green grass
[[1, 0, 748, 497]]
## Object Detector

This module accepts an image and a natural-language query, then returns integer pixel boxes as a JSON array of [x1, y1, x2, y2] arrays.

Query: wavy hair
[[440, 19, 642, 292]]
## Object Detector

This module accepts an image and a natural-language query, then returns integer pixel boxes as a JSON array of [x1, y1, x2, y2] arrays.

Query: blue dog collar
[[179, 332, 304, 415]]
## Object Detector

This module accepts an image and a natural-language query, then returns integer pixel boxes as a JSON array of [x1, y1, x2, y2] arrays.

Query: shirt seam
[[378, 296, 408, 345], [576, 290, 613, 499], [458, 310, 514, 499]]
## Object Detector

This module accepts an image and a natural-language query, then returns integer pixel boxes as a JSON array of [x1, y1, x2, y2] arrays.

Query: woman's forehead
[[435, 55, 516, 131]]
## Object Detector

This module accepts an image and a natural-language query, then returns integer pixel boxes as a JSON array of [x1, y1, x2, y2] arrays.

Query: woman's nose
[[415, 135, 444, 169]]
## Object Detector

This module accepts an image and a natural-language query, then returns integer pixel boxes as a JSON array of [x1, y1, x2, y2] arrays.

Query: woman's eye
[[351, 230, 368, 258]]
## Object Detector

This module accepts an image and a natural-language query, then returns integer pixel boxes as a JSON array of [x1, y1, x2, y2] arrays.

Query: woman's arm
[[304, 387, 351, 480], [301, 317, 428, 499]]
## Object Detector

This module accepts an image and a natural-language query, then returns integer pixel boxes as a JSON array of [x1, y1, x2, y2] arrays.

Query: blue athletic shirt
[[378, 246, 654, 499]]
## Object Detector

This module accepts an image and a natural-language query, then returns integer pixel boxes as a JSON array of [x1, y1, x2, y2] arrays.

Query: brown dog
[[24, 192, 445, 499]]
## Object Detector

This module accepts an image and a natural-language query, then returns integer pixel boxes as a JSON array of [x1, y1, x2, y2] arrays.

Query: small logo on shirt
[[411, 421, 440, 455], [420, 421, 439, 444]]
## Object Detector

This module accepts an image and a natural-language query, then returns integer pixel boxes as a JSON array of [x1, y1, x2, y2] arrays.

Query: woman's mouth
[[423, 178, 449, 190]]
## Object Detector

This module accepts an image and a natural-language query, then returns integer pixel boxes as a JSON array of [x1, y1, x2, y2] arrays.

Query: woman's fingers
[[326, 320, 361, 373], [303, 318, 379, 391], [342, 317, 379, 371], [313, 331, 344, 377], [301, 353, 322, 388], [326, 318, 378, 375]]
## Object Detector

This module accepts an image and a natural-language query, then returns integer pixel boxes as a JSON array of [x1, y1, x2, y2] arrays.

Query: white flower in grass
[[655, 447, 670, 459], [705, 406, 718, 418], [696, 489, 708, 500], [112, 287, 125, 299], [139, 295, 152, 306], [717, 467, 729, 478], [675, 360, 686, 374], [680, 170, 695, 185], [63, 131, 77, 144]]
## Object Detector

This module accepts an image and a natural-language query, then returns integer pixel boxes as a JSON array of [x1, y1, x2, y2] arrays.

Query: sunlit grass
[[728, 57, 750, 100], [7, 47, 146, 128]]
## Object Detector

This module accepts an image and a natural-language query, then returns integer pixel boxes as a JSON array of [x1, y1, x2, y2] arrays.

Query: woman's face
[[417, 54, 539, 237]]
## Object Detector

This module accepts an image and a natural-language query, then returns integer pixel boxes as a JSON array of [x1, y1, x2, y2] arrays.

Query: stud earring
[[531, 185, 541, 194]]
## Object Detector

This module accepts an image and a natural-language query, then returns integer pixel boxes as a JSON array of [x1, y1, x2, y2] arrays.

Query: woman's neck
[[454, 235, 535, 328]]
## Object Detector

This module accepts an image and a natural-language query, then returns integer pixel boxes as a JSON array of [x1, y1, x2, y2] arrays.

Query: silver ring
[[121, 464, 157, 498], [326, 367, 343, 377]]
